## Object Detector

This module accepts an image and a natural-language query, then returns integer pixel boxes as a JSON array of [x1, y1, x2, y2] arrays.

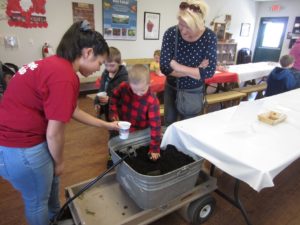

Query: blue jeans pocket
[[0, 149, 9, 178]]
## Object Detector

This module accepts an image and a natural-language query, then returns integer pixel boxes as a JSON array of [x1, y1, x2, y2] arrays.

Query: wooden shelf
[[217, 43, 237, 65]]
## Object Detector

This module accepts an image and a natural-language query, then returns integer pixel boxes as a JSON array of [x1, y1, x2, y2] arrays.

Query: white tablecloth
[[228, 62, 278, 84], [161, 89, 300, 191]]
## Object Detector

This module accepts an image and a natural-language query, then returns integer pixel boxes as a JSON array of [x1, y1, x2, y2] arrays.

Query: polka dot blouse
[[160, 25, 217, 89]]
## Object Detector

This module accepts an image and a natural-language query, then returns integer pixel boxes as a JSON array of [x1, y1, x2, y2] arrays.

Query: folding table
[[161, 88, 300, 225], [228, 62, 278, 85]]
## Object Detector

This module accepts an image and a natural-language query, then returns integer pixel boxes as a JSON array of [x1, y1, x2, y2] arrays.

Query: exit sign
[[271, 5, 281, 12]]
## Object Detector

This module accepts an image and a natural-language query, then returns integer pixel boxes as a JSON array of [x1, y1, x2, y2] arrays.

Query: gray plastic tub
[[108, 129, 203, 209]]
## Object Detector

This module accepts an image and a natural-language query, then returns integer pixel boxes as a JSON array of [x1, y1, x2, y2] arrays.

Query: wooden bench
[[233, 82, 267, 100], [79, 82, 99, 96], [204, 91, 247, 114], [123, 58, 153, 68], [160, 104, 165, 116]]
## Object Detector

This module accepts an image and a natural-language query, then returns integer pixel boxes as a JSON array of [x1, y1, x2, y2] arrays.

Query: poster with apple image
[[144, 12, 160, 40]]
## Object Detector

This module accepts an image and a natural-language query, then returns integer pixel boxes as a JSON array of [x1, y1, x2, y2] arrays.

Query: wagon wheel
[[188, 194, 216, 225]]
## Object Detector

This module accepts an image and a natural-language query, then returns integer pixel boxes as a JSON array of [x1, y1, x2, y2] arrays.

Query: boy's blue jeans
[[0, 142, 60, 225]]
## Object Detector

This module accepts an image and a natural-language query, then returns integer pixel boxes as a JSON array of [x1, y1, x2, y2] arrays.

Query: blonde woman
[[160, 0, 217, 125]]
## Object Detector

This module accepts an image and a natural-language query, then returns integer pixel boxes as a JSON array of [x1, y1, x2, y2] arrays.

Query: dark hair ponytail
[[56, 20, 109, 62]]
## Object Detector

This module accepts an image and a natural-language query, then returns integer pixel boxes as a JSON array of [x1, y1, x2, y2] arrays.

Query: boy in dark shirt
[[94, 47, 128, 120], [265, 55, 296, 97]]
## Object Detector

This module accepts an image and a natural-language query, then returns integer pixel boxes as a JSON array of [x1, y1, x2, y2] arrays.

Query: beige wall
[[0, 0, 256, 81]]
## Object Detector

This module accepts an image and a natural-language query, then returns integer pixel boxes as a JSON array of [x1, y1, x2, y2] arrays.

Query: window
[[262, 22, 284, 48]]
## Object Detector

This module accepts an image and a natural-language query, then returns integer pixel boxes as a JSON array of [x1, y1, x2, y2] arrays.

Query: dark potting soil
[[117, 144, 195, 176]]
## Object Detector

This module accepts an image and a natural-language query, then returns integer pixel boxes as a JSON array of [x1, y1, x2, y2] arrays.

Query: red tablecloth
[[205, 71, 238, 85], [150, 71, 238, 92], [95, 71, 238, 93]]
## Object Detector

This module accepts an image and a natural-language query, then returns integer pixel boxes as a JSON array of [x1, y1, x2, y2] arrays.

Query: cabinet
[[216, 42, 237, 65]]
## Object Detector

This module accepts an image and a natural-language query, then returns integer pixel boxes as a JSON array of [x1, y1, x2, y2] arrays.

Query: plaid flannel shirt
[[109, 82, 161, 153]]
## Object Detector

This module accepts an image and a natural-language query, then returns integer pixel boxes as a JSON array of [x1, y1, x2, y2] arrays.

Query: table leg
[[210, 165, 253, 225]]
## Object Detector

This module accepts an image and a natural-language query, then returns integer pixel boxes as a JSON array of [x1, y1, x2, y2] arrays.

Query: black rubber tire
[[188, 194, 216, 225]]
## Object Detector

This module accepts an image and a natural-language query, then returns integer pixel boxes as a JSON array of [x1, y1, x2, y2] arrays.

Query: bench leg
[[255, 91, 265, 100]]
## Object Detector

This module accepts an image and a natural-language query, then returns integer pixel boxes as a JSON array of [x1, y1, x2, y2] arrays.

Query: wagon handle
[[50, 154, 129, 224]]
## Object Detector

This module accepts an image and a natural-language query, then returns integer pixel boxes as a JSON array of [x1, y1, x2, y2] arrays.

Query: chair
[[4, 63, 18, 74], [236, 48, 251, 64], [0, 61, 17, 94]]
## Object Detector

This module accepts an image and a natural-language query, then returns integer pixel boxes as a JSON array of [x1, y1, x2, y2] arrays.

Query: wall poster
[[72, 2, 95, 30], [103, 0, 137, 40]]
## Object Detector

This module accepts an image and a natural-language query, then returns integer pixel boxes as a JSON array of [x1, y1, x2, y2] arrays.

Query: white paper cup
[[96, 92, 107, 105], [118, 121, 131, 140]]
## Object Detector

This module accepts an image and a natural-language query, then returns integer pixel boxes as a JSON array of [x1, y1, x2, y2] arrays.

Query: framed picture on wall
[[240, 23, 251, 37], [144, 12, 160, 40]]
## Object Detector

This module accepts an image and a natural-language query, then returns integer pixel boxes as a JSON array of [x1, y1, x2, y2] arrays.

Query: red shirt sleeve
[[148, 96, 161, 153]]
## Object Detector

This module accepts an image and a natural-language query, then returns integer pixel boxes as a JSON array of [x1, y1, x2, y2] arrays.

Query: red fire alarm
[[271, 5, 281, 12]]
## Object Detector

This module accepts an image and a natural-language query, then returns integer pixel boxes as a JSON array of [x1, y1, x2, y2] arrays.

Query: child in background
[[150, 49, 163, 76], [110, 64, 161, 160], [265, 54, 296, 97], [216, 63, 228, 72], [94, 47, 128, 120]]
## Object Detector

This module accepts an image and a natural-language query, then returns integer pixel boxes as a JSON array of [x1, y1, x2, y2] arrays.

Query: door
[[253, 17, 288, 62]]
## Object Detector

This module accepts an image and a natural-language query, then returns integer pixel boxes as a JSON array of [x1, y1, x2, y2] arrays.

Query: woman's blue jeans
[[0, 142, 60, 225]]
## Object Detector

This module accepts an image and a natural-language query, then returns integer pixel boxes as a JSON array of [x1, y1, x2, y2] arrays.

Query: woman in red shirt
[[0, 20, 118, 225]]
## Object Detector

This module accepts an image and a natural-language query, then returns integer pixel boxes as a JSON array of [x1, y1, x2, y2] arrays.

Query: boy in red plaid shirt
[[109, 64, 161, 160]]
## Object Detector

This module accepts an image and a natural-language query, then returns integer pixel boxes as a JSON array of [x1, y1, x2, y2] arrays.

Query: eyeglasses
[[179, 2, 202, 14]]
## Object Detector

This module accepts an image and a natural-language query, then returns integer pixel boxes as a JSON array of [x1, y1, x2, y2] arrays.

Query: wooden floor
[[1, 96, 300, 225]]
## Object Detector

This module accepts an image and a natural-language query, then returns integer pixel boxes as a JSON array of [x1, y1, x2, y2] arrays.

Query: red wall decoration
[[6, 0, 47, 28]]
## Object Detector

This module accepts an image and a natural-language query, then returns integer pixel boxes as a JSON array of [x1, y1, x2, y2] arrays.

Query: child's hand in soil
[[149, 152, 160, 161]]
